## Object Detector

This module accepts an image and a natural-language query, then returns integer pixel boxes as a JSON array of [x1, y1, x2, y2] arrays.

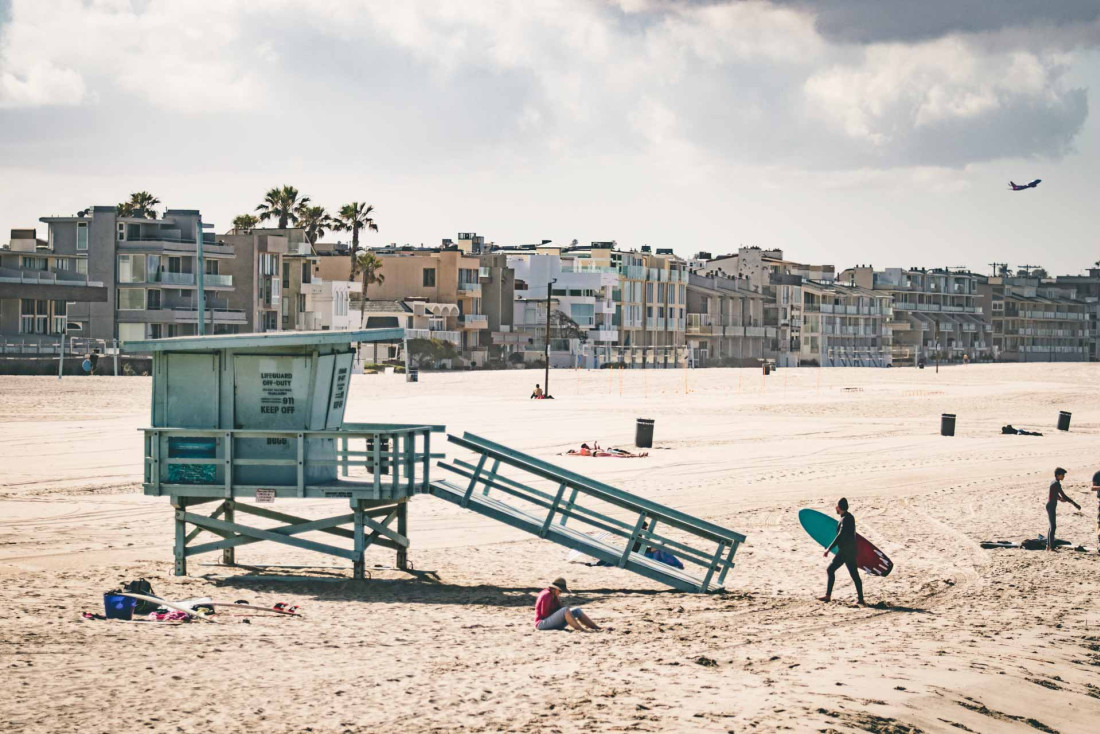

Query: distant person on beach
[[530, 384, 543, 399], [819, 498, 865, 605], [1092, 469, 1100, 554], [1046, 468, 1080, 551], [534, 577, 601, 632]]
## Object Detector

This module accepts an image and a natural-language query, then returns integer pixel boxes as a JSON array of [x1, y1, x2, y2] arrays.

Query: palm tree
[[356, 251, 385, 327], [232, 214, 259, 233], [333, 202, 379, 280], [255, 185, 309, 229], [297, 205, 334, 247], [116, 191, 160, 219]]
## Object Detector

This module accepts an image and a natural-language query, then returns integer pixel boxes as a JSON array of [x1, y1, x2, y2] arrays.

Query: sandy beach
[[2, 364, 1100, 733]]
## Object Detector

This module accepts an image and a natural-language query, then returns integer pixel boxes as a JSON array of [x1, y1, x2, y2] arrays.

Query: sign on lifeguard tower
[[126, 329, 442, 579]]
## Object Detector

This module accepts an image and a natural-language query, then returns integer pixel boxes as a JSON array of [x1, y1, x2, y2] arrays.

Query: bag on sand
[[121, 579, 160, 615]]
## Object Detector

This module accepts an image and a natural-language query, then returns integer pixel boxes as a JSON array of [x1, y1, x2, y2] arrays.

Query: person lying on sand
[[819, 497, 865, 606], [534, 577, 601, 632], [565, 443, 648, 458], [1046, 468, 1080, 551]]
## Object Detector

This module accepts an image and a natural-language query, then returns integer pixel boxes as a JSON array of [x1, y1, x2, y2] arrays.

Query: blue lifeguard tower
[[130, 329, 747, 591]]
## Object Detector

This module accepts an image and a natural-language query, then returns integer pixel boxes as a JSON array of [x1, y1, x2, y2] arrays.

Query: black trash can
[[407, 368, 419, 383], [763, 363, 770, 376], [1057, 411, 1071, 432], [635, 418, 655, 449], [941, 413, 956, 437]]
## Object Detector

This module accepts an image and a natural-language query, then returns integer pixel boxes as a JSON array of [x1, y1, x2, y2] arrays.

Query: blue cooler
[[104, 593, 137, 620]]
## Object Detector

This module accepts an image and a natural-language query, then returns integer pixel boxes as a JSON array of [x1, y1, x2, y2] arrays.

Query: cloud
[[0, 0, 1094, 173]]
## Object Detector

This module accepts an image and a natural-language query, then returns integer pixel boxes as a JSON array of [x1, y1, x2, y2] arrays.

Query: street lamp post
[[57, 301, 77, 379], [544, 278, 557, 398]]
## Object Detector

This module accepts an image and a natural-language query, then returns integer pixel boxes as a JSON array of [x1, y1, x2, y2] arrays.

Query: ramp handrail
[[442, 458, 731, 573], [450, 432, 745, 544], [438, 432, 747, 591]]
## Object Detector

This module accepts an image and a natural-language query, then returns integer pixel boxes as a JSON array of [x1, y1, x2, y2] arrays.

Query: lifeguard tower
[[130, 329, 747, 592], [129, 329, 440, 578]]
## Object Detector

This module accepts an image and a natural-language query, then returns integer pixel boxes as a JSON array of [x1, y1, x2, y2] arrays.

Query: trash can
[[635, 418, 655, 448], [407, 368, 419, 383], [104, 593, 136, 620], [1057, 411, 1071, 432], [940, 413, 956, 437], [762, 363, 770, 376]]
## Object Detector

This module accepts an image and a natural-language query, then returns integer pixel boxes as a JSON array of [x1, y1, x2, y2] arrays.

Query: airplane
[[1009, 179, 1041, 191]]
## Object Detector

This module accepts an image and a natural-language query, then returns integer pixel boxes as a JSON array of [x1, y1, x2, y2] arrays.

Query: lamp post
[[57, 301, 77, 379], [544, 278, 557, 397]]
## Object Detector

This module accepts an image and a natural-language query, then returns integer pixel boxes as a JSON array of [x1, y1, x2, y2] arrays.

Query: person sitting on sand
[[531, 384, 544, 399], [534, 577, 600, 632], [1047, 468, 1080, 551], [819, 498, 865, 606]]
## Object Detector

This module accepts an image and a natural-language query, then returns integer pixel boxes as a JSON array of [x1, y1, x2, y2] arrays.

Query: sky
[[1, 0, 1098, 275]]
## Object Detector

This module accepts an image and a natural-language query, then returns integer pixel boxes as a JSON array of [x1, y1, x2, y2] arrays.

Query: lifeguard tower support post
[[126, 330, 443, 578]]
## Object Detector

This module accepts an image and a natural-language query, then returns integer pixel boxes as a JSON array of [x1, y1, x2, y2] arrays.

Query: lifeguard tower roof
[[122, 328, 405, 353]]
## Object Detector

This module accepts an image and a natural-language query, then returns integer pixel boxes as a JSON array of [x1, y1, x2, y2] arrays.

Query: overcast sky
[[2, 0, 1098, 275]]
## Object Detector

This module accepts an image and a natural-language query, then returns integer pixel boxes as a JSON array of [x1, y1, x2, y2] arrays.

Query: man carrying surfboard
[[1093, 469, 1100, 554], [818, 498, 865, 605], [1046, 468, 1080, 551]]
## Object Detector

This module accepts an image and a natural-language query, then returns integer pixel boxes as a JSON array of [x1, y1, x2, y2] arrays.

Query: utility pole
[[197, 218, 206, 335], [544, 278, 557, 397]]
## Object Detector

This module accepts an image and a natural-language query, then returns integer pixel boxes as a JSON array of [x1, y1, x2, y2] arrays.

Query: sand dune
[[2, 364, 1099, 733]]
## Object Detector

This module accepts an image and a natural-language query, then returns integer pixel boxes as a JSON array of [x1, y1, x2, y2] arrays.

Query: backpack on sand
[[121, 579, 160, 615]]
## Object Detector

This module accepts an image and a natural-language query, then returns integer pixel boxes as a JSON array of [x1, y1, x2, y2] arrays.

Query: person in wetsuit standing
[[819, 497, 865, 605], [1046, 468, 1080, 551]]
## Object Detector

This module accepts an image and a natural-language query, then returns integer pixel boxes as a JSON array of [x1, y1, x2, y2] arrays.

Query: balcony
[[458, 282, 482, 296], [405, 328, 461, 345], [687, 313, 714, 334], [203, 274, 233, 287], [157, 272, 195, 286], [172, 307, 247, 323], [459, 314, 488, 329]]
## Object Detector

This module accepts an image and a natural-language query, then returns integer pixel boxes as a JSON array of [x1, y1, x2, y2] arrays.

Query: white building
[[296, 278, 362, 332], [507, 253, 618, 367]]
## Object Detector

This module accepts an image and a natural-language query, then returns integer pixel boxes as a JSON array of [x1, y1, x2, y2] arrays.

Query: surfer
[[1092, 469, 1100, 554], [534, 577, 601, 632], [819, 498, 865, 605], [1046, 468, 1080, 551]]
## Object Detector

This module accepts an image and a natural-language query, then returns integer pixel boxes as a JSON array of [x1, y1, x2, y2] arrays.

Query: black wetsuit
[[1047, 480, 1069, 549], [826, 513, 864, 602]]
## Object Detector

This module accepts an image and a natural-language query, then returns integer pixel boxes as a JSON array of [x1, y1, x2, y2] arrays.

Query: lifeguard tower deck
[[129, 330, 747, 592]]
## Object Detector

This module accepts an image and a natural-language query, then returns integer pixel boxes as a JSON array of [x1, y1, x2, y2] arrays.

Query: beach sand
[[2, 364, 1099, 733]]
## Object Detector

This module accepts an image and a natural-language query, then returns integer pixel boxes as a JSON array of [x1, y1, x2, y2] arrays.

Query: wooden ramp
[[430, 432, 747, 593]]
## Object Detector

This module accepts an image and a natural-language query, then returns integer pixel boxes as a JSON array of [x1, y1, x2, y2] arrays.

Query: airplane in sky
[[1009, 179, 1041, 191]]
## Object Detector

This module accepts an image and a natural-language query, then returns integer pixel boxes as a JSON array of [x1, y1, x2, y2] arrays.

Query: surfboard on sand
[[798, 508, 894, 577], [112, 592, 217, 622]]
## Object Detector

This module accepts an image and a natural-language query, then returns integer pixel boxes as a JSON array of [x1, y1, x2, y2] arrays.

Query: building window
[[52, 258, 72, 272], [118, 323, 146, 342], [117, 222, 126, 242], [117, 288, 146, 310], [21, 256, 48, 271], [77, 222, 88, 250], [423, 268, 436, 287], [118, 254, 146, 284], [146, 289, 162, 311], [297, 294, 306, 313], [75, 258, 88, 276]]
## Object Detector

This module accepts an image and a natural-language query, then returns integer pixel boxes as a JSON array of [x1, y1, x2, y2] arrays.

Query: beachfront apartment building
[[0, 226, 109, 354], [507, 252, 618, 367], [685, 271, 766, 366], [1055, 266, 1100, 361], [979, 276, 1090, 362], [3, 207, 243, 348], [706, 247, 830, 366], [839, 266, 990, 364], [220, 228, 306, 332], [323, 246, 491, 365], [799, 279, 893, 366]]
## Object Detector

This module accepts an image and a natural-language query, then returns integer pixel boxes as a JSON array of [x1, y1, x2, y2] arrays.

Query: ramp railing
[[433, 432, 746, 592]]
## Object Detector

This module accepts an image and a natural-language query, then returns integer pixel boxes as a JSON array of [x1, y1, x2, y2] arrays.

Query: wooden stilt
[[353, 499, 366, 580], [396, 499, 408, 571], [173, 496, 187, 576], [222, 500, 236, 566]]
